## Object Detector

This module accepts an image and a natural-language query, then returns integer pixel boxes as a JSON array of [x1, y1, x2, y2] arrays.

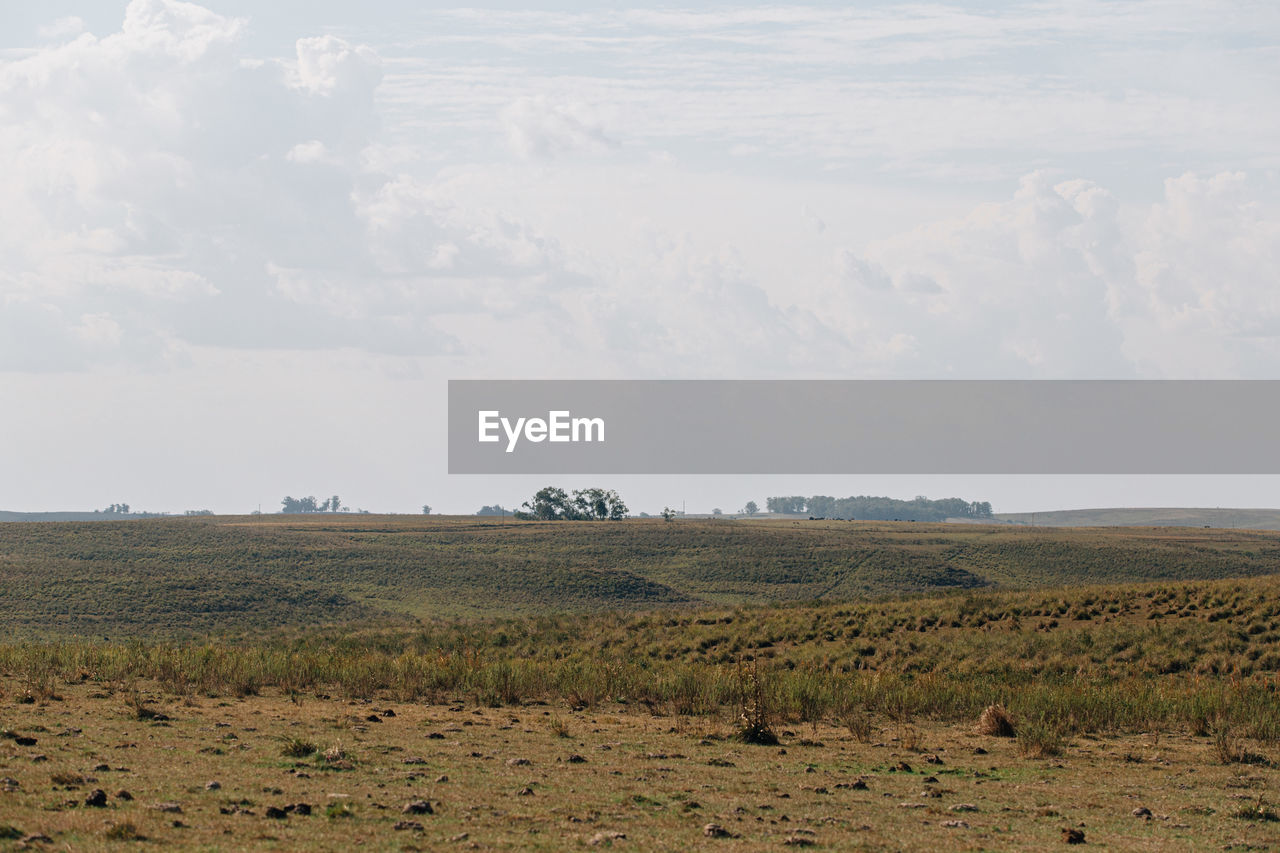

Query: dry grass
[[975, 704, 1017, 737], [1, 675, 1278, 851]]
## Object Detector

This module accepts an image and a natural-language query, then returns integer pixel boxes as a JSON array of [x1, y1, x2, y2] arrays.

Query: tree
[[516, 486, 573, 520], [476, 504, 508, 516], [515, 486, 627, 521], [281, 496, 320, 513], [743, 501, 759, 516], [572, 487, 628, 520], [766, 496, 806, 515], [422, 504, 432, 515], [712, 507, 723, 516], [661, 506, 676, 521]]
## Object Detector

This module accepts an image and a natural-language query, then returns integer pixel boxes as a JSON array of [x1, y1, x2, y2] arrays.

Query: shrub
[[734, 661, 779, 745], [975, 704, 1016, 737], [1017, 717, 1064, 759], [105, 822, 142, 841], [841, 709, 874, 744], [281, 737, 317, 758], [1232, 799, 1280, 822]]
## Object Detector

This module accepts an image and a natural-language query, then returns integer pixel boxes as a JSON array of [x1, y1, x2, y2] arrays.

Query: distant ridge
[[0, 511, 165, 522], [994, 507, 1280, 530]]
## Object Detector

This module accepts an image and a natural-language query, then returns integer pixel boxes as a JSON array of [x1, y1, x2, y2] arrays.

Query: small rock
[[264, 806, 288, 819], [402, 757, 428, 765], [950, 803, 979, 812], [892, 761, 912, 772], [365, 714, 381, 723], [517, 787, 535, 796], [448, 833, 469, 843], [285, 803, 312, 816], [974, 747, 988, 755], [942, 820, 970, 829], [115, 790, 133, 801], [14, 736, 37, 747], [153, 802, 182, 814], [0, 777, 19, 792], [1132, 806, 1152, 818], [30, 755, 48, 763], [22, 834, 54, 845], [784, 836, 816, 847], [403, 800, 434, 815], [703, 823, 734, 838], [567, 754, 587, 764], [850, 779, 868, 790], [436, 775, 449, 783], [205, 781, 221, 791], [393, 820, 424, 831], [85, 789, 108, 808], [507, 757, 532, 767], [1061, 827, 1085, 844], [92, 764, 110, 772], [381, 709, 396, 717], [899, 802, 926, 809]]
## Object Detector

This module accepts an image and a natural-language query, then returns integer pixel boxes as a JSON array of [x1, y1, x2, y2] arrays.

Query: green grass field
[[7, 514, 1280, 639]]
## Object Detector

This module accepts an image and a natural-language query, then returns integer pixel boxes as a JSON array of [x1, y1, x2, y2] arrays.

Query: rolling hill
[[7, 514, 1280, 639], [994, 507, 1280, 529]]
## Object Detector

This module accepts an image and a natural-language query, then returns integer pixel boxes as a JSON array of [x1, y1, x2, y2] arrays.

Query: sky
[[2, 0, 1279, 515]]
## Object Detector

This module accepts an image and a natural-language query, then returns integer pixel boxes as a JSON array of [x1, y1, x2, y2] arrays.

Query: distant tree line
[[280, 495, 347, 514], [515, 487, 628, 521], [476, 504, 509, 516], [765, 494, 993, 521]]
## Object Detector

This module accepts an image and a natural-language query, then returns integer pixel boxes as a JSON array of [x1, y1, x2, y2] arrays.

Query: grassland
[[5, 516, 1280, 848], [5, 574, 1280, 849], [4, 680, 1279, 851], [7, 515, 1280, 638], [995, 507, 1280, 529]]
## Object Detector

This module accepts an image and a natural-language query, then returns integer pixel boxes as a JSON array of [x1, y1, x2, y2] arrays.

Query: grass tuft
[[976, 704, 1016, 737]]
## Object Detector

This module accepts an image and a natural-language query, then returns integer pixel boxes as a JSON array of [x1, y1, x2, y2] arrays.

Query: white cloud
[[500, 95, 617, 159], [292, 34, 381, 97], [1, 0, 1278, 383], [37, 16, 87, 41], [286, 139, 335, 164]]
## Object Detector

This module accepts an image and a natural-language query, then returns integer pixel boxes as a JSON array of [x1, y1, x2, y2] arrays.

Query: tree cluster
[[515, 487, 628, 521], [764, 494, 993, 521], [280, 495, 346, 514]]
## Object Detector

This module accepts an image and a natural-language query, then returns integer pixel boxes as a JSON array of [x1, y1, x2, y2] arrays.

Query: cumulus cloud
[[292, 34, 382, 99], [3, 1, 1278, 384], [500, 95, 617, 159], [817, 171, 1280, 378], [0, 0, 585, 368]]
